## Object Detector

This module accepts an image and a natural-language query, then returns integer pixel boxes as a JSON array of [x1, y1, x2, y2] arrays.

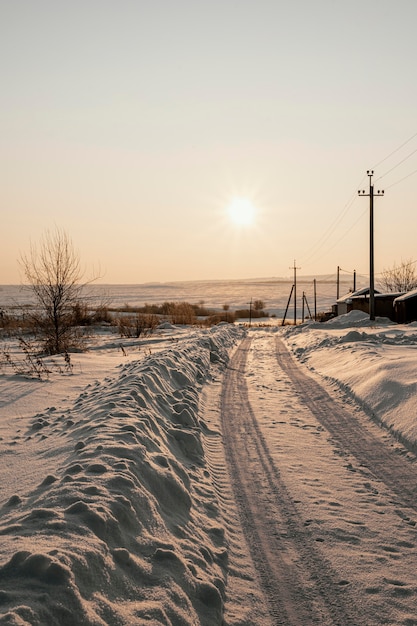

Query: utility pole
[[281, 284, 294, 326], [313, 278, 317, 321], [290, 260, 301, 325], [358, 171, 384, 321], [353, 269, 356, 292], [337, 265, 340, 300], [304, 293, 312, 320]]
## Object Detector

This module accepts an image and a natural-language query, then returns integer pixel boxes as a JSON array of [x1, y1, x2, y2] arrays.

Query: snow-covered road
[[219, 331, 417, 626]]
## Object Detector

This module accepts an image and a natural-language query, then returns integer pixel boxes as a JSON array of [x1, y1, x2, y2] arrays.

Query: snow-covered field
[[1, 310, 417, 625], [0, 277, 355, 320]]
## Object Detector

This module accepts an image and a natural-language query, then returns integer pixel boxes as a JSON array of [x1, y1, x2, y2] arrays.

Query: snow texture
[[2, 310, 417, 624], [0, 325, 242, 626]]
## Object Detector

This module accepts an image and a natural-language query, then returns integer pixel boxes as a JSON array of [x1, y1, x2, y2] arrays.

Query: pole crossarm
[[358, 170, 385, 198]]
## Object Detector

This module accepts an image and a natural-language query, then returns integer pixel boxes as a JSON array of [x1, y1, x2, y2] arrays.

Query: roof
[[374, 292, 403, 300], [394, 287, 417, 303], [337, 287, 380, 304]]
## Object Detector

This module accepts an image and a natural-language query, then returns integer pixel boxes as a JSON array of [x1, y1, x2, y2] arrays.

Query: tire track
[[274, 336, 417, 509], [221, 336, 357, 626]]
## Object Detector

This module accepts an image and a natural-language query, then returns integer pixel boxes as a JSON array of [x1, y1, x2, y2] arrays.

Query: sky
[[1, 0, 417, 284]]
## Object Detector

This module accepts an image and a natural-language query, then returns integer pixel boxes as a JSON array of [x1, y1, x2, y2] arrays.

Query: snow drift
[[282, 310, 417, 450], [0, 325, 243, 626]]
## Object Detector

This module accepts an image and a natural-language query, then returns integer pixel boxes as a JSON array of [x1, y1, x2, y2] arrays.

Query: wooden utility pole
[[290, 260, 301, 324], [304, 293, 312, 320], [358, 171, 384, 321], [313, 278, 317, 321], [281, 285, 294, 326], [337, 265, 340, 299]]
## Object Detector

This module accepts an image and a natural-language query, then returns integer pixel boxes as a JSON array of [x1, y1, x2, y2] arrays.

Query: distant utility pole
[[313, 278, 317, 321], [281, 285, 294, 326], [290, 260, 301, 325], [302, 292, 312, 323], [337, 265, 340, 300], [358, 171, 384, 321]]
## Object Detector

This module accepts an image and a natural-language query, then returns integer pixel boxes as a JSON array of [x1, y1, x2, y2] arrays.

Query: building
[[335, 288, 402, 321], [335, 288, 379, 317], [394, 288, 417, 323]]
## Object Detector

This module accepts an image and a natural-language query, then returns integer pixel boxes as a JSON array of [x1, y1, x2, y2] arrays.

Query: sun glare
[[227, 197, 257, 227]]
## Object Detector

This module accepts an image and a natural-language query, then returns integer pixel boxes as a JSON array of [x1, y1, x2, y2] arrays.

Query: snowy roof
[[394, 287, 417, 303], [374, 292, 404, 300], [336, 287, 380, 303]]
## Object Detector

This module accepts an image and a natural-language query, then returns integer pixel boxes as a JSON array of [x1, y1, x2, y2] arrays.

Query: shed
[[335, 288, 401, 321], [394, 288, 417, 323], [335, 287, 380, 317]]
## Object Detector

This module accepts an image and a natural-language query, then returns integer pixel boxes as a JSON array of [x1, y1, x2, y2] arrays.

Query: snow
[[1, 310, 417, 624], [336, 287, 376, 303], [394, 287, 417, 302], [0, 325, 242, 625], [281, 310, 417, 448]]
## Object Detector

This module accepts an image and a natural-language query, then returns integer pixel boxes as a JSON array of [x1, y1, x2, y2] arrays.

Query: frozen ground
[[1, 311, 417, 625]]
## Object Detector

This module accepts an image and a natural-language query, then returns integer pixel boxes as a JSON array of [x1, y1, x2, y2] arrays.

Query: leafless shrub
[[235, 307, 268, 319], [379, 259, 417, 293], [0, 339, 51, 379], [117, 313, 159, 338], [162, 302, 196, 325], [205, 312, 236, 325], [92, 305, 112, 324], [253, 300, 265, 311], [0, 340, 74, 378]]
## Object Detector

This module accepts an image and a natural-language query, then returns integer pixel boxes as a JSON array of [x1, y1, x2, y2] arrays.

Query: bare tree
[[253, 300, 265, 312], [20, 228, 85, 354], [379, 259, 417, 293]]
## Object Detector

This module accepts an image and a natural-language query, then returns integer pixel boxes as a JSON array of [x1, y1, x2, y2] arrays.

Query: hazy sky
[[2, 0, 417, 284]]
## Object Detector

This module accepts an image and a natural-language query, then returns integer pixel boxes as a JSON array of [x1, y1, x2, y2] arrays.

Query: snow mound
[[0, 325, 243, 626], [324, 310, 393, 328], [158, 321, 176, 330]]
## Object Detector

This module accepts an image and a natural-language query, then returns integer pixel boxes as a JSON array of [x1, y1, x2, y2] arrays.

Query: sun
[[227, 197, 257, 227]]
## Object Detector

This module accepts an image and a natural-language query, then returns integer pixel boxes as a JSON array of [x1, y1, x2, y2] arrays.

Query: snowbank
[[281, 310, 417, 450], [0, 325, 243, 626]]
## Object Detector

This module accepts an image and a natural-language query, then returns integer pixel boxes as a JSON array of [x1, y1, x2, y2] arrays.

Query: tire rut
[[221, 336, 358, 626], [274, 336, 417, 509]]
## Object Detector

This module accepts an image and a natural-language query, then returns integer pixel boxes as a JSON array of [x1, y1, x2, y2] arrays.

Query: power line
[[372, 131, 417, 169], [375, 146, 417, 182], [304, 205, 368, 267], [298, 132, 417, 277], [383, 165, 417, 189], [299, 175, 367, 266], [376, 258, 417, 273]]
